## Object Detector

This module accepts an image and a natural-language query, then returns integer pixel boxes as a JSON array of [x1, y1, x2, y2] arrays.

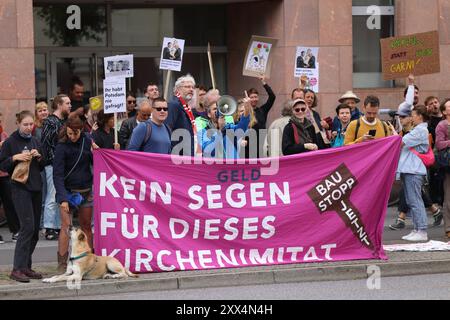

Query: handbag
[[409, 147, 435, 168], [437, 148, 450, 168], [11, 160, 31, 184]]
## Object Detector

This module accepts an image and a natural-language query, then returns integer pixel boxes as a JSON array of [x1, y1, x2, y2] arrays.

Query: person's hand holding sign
[[259, 74, 267, 86]]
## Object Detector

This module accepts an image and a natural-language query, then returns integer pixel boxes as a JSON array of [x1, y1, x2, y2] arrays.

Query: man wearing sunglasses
[[128, 98, 172, 154], [126, 92, 137, 118], [119, 99, 153, 150]]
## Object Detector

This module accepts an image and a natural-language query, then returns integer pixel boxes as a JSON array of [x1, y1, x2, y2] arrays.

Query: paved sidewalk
[[1, 250, 450, 300]]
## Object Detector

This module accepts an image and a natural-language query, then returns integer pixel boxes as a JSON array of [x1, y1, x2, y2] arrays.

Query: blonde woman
[[33, 102, 49, 141]]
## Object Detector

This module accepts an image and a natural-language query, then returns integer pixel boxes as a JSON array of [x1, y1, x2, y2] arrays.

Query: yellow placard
[[89, 95, 103, 111]]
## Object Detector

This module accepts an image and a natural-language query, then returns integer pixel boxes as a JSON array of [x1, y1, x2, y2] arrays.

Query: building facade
[[1, 0, 450, 133]]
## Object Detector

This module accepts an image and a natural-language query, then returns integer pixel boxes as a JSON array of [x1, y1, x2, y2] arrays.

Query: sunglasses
[[294, 107, 307, 113], [155, 107, 168, 112], [127, 100, 136, 104]]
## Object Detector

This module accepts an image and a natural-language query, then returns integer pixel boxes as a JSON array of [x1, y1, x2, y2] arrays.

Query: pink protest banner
[[94, 136, 402, 273]]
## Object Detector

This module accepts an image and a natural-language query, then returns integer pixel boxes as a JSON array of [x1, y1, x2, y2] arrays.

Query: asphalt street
[[54, 272, 450, 300]]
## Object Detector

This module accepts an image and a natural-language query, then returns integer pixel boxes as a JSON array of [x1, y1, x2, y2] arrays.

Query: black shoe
[[433, 209, 443, 227], [389, 218, 406, 230], [12, 233, 19, 242], [0, 235, 4, 244], [45, 229, 57, 240]]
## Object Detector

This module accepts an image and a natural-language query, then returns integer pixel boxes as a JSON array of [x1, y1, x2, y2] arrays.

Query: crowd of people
[[0, 72, 449, 282]]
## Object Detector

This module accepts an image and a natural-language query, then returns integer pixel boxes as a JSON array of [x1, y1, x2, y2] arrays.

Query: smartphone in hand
[[368, 129, 377, 137]]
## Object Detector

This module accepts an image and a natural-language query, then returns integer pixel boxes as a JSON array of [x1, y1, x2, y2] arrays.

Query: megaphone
[[216, 95, 237, 117]]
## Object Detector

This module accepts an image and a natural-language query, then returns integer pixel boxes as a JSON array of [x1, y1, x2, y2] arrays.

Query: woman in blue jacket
[[53, 116, 95, 272]]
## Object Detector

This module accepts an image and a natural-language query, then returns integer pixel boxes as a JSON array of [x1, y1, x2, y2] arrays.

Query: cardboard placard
[[381, 31, 440, 80], [243, 36, 278, 78]]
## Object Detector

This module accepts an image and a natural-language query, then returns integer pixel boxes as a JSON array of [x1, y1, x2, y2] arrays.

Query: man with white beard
[[165, 74, 197, 156]]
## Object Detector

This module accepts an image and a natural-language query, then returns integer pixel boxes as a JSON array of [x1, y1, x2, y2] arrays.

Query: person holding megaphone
[[197, 93, 252, 159]]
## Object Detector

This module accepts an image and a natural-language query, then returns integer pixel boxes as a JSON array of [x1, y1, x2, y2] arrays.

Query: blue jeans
[[401, 173, 427, 231], [43, 165, 61, 230]]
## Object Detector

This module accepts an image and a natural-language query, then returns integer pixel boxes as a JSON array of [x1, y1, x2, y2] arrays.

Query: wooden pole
[[164, 70, 172, 100], [114, 112, 118, 145], [207, 43, 216, 90]]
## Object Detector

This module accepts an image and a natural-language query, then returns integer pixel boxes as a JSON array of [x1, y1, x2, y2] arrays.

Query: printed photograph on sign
[[243, 36, 278, 78], [159, 37, 185, 72], [104, 54, 134, 79], [295, 47, 320, 92], [296, 47, 318, 70]]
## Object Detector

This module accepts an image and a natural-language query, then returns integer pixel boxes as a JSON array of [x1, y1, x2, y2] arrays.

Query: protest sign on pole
[[94, 136, 402, 273], [159, 37, 185, 72], [159, 37, 185, 100], [243, 36, 278, 79], [294, 47, 319, 92], [380, 30, 440, 80], [104, 54, 134, 79], [103, 77, 126, 144]]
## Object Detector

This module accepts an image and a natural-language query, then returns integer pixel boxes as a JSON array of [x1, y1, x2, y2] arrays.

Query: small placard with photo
[[104, 54, 134, 79], [159, 37, 185, 72]]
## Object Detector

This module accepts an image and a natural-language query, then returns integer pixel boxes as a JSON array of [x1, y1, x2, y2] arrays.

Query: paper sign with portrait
[[295, 47, 320, 92], [159, 37, 185, 72], [243, 36, 278, 78], [104, 55, 134, 79]]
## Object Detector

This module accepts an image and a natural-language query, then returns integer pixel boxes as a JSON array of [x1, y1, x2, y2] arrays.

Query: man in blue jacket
[[165, 74, 197, 156]]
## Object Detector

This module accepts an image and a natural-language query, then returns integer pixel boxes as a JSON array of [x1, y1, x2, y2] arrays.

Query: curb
[[2, 256, 450, 300]]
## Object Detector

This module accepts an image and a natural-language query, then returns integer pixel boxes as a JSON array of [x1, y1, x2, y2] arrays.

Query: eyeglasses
[[127, 100, 136, 104], [294, 107, 307, 113], [181, 85, 195, 89], [155, 107, 168, 112]]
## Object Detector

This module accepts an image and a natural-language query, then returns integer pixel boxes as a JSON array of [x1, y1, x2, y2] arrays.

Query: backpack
[[139, 121, 172, 151], [354, 118, 388, 141]]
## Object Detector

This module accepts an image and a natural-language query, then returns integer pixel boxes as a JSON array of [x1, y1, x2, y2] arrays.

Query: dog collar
[[69, 251, 90, 261]]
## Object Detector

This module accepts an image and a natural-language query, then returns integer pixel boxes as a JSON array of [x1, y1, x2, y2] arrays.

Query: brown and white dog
[[43, 226, 137, 283]]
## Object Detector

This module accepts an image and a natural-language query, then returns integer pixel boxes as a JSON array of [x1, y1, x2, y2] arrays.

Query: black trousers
[[0, 177, 20, 233], [11, 184, 41, 271]]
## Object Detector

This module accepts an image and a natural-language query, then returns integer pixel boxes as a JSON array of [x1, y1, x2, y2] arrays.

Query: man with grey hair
[[119, 98, 152, 149], [264, 100, 295, 157], [165, 74, 197, 156]]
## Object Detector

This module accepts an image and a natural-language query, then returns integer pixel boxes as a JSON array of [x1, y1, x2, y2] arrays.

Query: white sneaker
[[402, 231, 417, 240], [405, 231, 428, 242]]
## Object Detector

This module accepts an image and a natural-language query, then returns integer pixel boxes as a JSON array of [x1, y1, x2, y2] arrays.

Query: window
[[352, 0, 395, 88], [111, 8, 174, 47], [34, 5, 107, 47]]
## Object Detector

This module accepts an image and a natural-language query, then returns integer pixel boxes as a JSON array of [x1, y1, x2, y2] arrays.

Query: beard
[[184, 93, 193, 102]]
